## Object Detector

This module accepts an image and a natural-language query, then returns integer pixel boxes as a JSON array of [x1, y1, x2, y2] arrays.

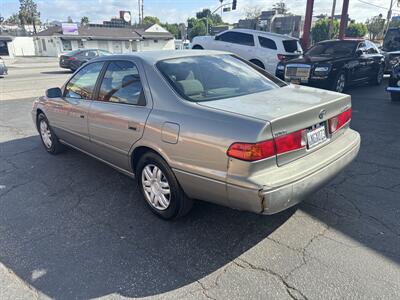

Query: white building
[[1, 23, 175, 57]]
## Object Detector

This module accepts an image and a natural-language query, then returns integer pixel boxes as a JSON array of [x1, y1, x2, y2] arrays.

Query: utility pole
[[138, 0, 141, 24], [338, 0, 350, 39], [142, 0, 144, 23], [328, 0, 336, 38], [385, 0, 395, 34]]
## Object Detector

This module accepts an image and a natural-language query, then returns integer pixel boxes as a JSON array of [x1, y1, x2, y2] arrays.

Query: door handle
[[80, 115, 85, 118], [128, 126, 137, 131], [128, 121, 140, 132]]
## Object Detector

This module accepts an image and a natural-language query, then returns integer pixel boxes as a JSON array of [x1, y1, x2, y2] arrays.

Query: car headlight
[[314, 66, 329, 72], [277, 64, 285, 71]]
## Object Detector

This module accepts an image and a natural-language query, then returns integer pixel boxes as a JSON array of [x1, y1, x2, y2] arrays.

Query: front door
[[88, 59, 152, 171], [47, 61, 105, 150]]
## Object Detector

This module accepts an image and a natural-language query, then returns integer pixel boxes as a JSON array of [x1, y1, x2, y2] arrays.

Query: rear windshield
[[283, 40, 302, 53], [305, 41, 357, 57], [156, 54, 281, 102], [383, 28, 400, 52]]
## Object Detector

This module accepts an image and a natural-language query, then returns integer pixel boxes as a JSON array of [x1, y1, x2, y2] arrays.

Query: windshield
[[305, 41, 357, 57], [156, 55, 281, 102], [383, 28, 400, 52]]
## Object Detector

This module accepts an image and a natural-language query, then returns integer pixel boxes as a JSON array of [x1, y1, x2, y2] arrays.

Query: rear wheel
[[391, 92, 400, 101], [37, 113, 64, 154], [249, 59, 265, 69], [136, 152, 193, 220], [192, 45, 203, 49], [332, 71, 346, 93]]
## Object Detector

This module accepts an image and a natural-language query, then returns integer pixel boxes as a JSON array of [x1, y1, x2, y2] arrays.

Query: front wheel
[[136, 152, 193, 220], [371, 65, 384, 86], [332, 72, 346, 93], [37, 113, 64, 154]]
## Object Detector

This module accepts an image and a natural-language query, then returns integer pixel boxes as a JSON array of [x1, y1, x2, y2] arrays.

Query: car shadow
[[40, 70, 73, 75], [0, 136, 294, 299]]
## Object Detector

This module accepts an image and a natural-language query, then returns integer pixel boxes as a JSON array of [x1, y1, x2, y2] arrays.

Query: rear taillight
[[227, 140, 275, 161], [227, 130, 307, 161], [329, 108, 352, 133], [274, 129, 307, 154], [68, 57, 77, 61], [277, 54, 286, 61]]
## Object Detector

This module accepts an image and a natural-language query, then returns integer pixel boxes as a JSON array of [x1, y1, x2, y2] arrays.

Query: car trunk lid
[[198, 85, 351, 166]]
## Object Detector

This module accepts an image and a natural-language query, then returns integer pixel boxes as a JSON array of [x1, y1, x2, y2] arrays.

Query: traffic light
[[232, 0, 237, 10]]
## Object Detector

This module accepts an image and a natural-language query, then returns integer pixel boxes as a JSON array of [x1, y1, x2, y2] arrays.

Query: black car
[[59, 49, 111, 71], [386, 61, 400, 101], [381, 28, 400, 73], [276, 39, 385, 93]]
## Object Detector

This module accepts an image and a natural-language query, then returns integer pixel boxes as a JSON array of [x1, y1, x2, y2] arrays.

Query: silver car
[[32, 50, 361, 219]]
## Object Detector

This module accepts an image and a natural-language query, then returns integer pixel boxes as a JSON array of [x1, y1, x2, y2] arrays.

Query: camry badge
[[319, 109, 327, 119]]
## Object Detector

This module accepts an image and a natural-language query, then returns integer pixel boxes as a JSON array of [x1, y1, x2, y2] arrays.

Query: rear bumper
[[227, 129, 361, 214]]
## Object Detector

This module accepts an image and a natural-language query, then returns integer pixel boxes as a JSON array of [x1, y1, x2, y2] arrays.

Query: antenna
[[138, 0, 141, 24], [141, 0, 144, 23]]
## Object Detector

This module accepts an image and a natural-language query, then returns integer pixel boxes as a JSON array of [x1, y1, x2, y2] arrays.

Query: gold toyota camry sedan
[[32, 50, 361, 219]]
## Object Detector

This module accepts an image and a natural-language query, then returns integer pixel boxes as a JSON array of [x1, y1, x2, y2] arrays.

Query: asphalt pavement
[[0, 58, 399, 300]]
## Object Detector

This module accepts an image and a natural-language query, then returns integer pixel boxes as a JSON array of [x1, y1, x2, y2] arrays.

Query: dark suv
[[276, 39, 385, 93], [59, 49, 111, 72]]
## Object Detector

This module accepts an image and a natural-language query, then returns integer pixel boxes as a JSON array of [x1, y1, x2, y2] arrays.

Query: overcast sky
[[1, 0, 396, 24]]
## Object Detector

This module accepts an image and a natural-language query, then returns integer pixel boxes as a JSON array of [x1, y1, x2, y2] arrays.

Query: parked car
[[275, 39, 385, 93], [32, 50, 360, 220], [59, 49, 112, 71], [0, 57, 8, 76], [386, 61, 400, 101], [191, 29, 303, 73], [381, 28, 400, 73]]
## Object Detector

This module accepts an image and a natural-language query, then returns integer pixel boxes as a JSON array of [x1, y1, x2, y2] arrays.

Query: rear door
[[88, 59, 152, 171], [353, 42, 370, 81], [215, 31, 255, 59]]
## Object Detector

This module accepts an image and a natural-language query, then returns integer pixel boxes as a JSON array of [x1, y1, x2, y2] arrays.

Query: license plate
[[307, 126, 327, 148], [290, 78, 301, 84]]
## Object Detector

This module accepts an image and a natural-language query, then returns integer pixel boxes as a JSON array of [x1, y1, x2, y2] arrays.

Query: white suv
[[192, 29, 303, 74]]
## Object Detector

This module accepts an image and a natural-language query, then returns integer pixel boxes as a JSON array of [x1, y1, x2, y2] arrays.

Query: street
[[1, 58, 399, 300]]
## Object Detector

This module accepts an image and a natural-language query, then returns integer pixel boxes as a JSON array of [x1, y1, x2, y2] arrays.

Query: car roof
[[225, 28, 298, 40], [91, 50, 231, 64]]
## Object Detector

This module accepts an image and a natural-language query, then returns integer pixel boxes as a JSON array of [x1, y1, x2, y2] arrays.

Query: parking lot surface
[[1, 58, 399, 299]]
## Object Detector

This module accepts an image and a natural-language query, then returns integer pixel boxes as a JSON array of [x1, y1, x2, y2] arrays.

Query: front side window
[[98, 61, 145, 105], [258, 36, 277, 50], [157, 54, 280, 102], [64, 62, 104, 99], [218, 32, 255, 46]]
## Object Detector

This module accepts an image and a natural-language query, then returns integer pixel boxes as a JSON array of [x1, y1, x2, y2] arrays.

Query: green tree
[[272, 2, 289, 15], [163, 23, 181, 39], [18, 0, 40, 33], [311, 18, 339, 43], [6, 13, 21, 25], [142, 16, 160, 25], [80, 16, 89, 26], [345, 21, 367, 38], [366, 14, 385, 40], [196, 8, 222, 25], [188, 18, 206, 40]]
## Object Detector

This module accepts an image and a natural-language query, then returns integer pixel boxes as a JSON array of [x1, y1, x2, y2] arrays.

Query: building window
[[153, 40, 158, 43], [78, 40, 84, 48], [125, 41, 130, 49], [62, 40, 72, 51]]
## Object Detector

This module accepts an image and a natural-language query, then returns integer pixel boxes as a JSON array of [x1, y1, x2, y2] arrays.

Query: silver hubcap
[[39, 120, 52, 148], [336, 74, 345, 92], [141, 164, 171, 210]]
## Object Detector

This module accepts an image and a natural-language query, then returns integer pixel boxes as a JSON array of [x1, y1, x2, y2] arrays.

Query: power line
[[357, 0, 400, 12]]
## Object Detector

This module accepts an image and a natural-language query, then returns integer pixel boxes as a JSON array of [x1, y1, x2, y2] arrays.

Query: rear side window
[[218, 32, 255, 46], [64, 62, 104, 99], [98, 61, 145, 105], [282, 40, 300, 53], [258, 36, 277, 50]]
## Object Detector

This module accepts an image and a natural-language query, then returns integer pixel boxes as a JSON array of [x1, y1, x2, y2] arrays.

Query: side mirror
[[355, 49, 363, 57], [215, 35, 220, 41], [46, 87, 62, 98]]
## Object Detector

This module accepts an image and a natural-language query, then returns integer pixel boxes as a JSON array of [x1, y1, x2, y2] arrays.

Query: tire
[[37, 113, 64, 154], [391, 92, 400, 101], [136, 152, 193, 220], [192, 45, 203, 50], [332, 71, 346, 93], [249, 59, 265, 69], [371, 64, 384, 86]]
